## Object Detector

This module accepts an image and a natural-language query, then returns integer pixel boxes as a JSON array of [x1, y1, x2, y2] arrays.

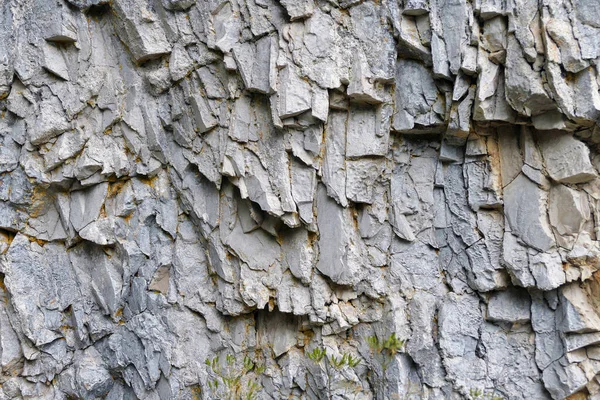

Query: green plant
[[329, 353, 361, 369], [367, 332, 405, 356], [307, 347, 327, 363], [306, 347, 363, 399], [204, 353, 265, 400], [469, 388, 504, 400], [366, 333, 406, 399]]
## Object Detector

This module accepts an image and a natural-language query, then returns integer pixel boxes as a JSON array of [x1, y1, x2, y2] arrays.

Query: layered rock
[[1, 0, 600, 399]]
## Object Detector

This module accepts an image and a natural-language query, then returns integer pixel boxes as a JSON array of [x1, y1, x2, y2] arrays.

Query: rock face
[[1, 0, 600, 399]]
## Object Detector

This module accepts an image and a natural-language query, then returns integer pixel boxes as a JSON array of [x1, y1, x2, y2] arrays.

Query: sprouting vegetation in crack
[[367, 332, 405, 359], [307, 346, 365, 399], [204, 353, 266, 400], [469, 388, 505, 400], [366, 332, 406, 397]]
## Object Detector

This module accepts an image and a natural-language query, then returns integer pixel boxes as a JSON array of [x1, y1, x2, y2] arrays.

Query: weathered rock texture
[[1, 0, 600, 399]]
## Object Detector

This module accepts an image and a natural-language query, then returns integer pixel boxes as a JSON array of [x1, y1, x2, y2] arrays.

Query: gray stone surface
[[1, 0, 600, 399], [487, 286, 531, 323], [537, 131, 598, 184], [504, 173, 555, 252]]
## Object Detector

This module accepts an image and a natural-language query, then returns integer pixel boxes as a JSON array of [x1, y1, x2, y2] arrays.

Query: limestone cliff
[[1, 0, 600, 398]]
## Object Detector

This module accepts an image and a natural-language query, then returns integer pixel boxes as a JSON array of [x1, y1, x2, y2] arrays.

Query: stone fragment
[[504, 35, 555, 117], [33, 94, 70, 146], [543, 359, 588, 400], [257, 311, 298, 357], [162, 0, 196, 11], [345, 159, 385, 204], [439, 292, 483, 362], [531, 111, 568, 131], [229, 95, 254, 143], [391, 241, 440, 293], [545, 17, 588, 73], [349, 2, 396, 81], [277, 272, 311, 316], [392, 59, 444, 132], [443, 163, 480, 247], [190, 93, 218, 133], [290, 159, 316, 225], [6, 81, 32, 119], [559, 283, 600, 334], [111, 0, 172, 62], [549, 184, 590, 249], [146, 66, 172, 94], [463, 161, 501, 211], [496, 126, 523, 187], [465, 239, 507, 292], [311, 87, 329, 122], [42, 44, 69, 80], [79, 218, 116, 246], [346, 105, 390, 158], [390, 156, 436, 243], [481, 17, 507, 55], [347, 52, 386, 104], [281, 228, 314, 284], [406, 291, 446, 387], [395, 14, 432, 63], [465, 134, 487, 156], [41, 0, 78, 43], [430, 33, 451, 79], [529, 250, 566, 291], [169, 44, 194, 81], [3, 235, 75, 346], [0, 299, 22, 375], [278, 65, 312, 119], [70, 183, 108, 232], [503, 174, 555, 252], [283, 8, 349, 89], [473, 53, 516, 123], [460, 45, 477, 75], [224, 200, 281, 271], [571, 67, 600, 122], [70, 242, 123, 316], [322, 111, 347, 206], [278, 0, 314, 20], [149, 265, 170, 295], [43, 129, 86, 171], [242, 154, 286, 217], [537, 131, 597, 184], [502, 232, 534, 288], [565, 332, 600, 352], [233, 35, 277, 94], [448, 86, 475, 136], [479, 322, 543, 399], [487, 287, 531, 323], [71, 347, 114, 398], [315, 184, 364, 285], [403, 0, 429, 15]]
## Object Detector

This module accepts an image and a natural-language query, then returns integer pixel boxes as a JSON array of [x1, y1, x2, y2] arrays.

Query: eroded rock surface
[[1, 0, 600, 399]]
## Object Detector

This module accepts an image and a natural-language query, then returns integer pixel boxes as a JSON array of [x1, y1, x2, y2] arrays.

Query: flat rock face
[[504, 173, 555, 252], [2, 0, 600, 399]]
